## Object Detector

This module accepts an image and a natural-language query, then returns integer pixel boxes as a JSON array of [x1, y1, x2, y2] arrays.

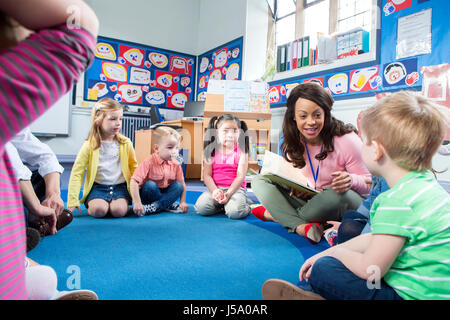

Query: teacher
[[251, 82, 371, 243]]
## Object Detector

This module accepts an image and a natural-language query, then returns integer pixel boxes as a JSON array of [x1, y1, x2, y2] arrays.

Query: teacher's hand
[[331, 171, 353, 194]]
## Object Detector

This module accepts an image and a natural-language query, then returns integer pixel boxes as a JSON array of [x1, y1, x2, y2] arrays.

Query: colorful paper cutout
[[148, 52, 168, 69], [384, 0, 412, 16], [130, 67, 151, 85], [119, 46, 144, 67], [167, 92, 188, 109], [102, 62, 127, 82], [145, 90, 166, 105], [327, 73, 349, 95], [170, 56, 191, 75], [118, 84, 142, 104], [350, 66, 379, 92], [95, 42, 117, 61]]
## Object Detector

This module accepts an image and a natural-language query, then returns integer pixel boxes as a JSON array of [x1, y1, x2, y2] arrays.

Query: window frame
[[271, 0, 380, 81], [303, 0, 325, 9]]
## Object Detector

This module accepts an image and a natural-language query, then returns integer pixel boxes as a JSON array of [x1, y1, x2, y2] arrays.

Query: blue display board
[[84, 36, 196, 110], [196, 37, 243, 101], [268, 0, 449, 107]]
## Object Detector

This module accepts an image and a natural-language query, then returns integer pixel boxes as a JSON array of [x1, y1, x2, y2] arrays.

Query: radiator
[[121, 114, 152, 146]]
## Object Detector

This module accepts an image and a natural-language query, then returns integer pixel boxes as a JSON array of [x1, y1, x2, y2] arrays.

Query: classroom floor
[[27, 179, 329, 300]]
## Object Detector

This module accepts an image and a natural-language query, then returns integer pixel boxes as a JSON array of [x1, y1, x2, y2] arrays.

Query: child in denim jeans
[[130, 126, 188, 216]]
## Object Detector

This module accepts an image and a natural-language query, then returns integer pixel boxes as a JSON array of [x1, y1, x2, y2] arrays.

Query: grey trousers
[[251, 174, 364, 233], [194, 187, 251, 220]]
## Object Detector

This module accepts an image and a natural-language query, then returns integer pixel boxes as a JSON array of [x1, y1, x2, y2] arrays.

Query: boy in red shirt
[[130, 126, 188, 215]]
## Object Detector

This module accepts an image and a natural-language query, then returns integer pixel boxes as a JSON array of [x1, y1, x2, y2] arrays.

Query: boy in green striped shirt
[[262, 91, 450, 300]]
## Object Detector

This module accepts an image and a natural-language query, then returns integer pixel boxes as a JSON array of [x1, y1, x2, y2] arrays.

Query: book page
[[260, 150, 310, 187]]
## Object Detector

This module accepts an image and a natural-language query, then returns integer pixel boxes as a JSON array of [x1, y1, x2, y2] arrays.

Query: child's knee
[[225, 202, 250, 219], [171, 181, 184, 196], [109, 200, 129, 218], [88, 203, 108, 218]]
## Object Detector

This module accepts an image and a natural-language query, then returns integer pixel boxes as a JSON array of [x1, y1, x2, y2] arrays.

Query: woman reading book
[[251, 82, 371, 244]]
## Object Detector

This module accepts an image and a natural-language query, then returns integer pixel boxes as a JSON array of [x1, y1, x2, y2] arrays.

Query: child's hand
[[179, 202, 189, 213], [323, 221, 341, 234], [217, 192, 231, 205], [133, 202, 145, 216], [68, 206, 81, 214], [212, 188, 224, 202]]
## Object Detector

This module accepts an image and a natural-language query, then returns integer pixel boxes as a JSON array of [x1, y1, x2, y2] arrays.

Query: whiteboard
[[30, 90, 71, 136]]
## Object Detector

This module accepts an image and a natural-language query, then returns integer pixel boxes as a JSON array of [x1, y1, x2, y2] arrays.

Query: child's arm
[[202, 160, 223, 202], [0, 0, 99, 36], [331, 234, 405, 280], [218, 152, 248, 204], [67, 142, 90, 211], [129, 179, 144, 216]]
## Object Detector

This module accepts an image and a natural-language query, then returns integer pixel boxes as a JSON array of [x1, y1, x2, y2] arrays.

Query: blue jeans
[[139, 180, 183, 210], [336, 210, 369, 244], [308, 256, 403, 300]]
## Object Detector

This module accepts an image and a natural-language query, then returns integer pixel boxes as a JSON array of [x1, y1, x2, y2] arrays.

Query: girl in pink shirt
[[251, 83, 371, 244], [194, 114, 251, 219]]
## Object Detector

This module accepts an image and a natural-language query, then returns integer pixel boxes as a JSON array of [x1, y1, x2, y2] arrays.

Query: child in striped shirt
[[263, 91, 449, 300], [0, 0, 98, 300]]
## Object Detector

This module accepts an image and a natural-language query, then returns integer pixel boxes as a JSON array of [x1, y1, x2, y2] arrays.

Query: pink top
[[132, 153, 184, 189], [0, 25, 95, 300], [300, 132, 371, 195], [212, 147, 246, 189]]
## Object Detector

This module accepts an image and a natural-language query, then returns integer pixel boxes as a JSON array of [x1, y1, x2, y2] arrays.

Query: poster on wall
[[382, 58, 420, 88], [196, 37, 243, 101], [84, 36, 196, 110], [396, 8, 432, 59]]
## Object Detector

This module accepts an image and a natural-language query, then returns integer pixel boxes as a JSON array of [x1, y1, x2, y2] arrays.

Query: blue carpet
[[28, 190, 328, 300]]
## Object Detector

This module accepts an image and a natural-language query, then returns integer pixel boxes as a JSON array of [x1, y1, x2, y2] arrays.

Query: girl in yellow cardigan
[[67, 98, 138, 218]]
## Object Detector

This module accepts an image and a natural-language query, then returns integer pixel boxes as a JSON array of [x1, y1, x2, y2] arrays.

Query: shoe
[[262, 279, 325, 300], [53, 290, 98, 300], [166, 203, 184, 213], [143, 203, 159, 215], [304, 223, 323, 244], [28, 209, 74, 237], [251, 205, 267, 221], [324, 228, 338, 247], [56, 209, 73, 231], [26, 227, 40, 252]]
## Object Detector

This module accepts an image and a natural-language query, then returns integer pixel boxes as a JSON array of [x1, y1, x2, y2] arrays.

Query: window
[[337, 0, 372, 33], [302, 0, 329, 48], [269, 0, 297, 48]]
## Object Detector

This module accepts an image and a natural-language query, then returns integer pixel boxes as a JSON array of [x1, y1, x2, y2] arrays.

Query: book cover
[[260, 150, 319, 196]]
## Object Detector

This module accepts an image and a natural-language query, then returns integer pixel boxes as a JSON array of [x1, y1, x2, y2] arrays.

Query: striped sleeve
[[0, 25, 96, 146]]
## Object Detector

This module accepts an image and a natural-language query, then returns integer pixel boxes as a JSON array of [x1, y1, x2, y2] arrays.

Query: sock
[[251, 205, 266, 216]]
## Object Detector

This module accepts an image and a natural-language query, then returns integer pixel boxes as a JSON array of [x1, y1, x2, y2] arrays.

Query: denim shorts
[[84, 182, 131, 207]]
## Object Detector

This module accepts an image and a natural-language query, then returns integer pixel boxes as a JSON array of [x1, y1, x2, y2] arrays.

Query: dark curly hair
[[281, 82, 357, 168]]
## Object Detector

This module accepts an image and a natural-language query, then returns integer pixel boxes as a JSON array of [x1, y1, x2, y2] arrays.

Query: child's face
[[155, 135, 180, 161], [294, 98, 325, 145], [217, 120, 240, 149], [360, 132, 380, 175], [100, 109, 123, 139]]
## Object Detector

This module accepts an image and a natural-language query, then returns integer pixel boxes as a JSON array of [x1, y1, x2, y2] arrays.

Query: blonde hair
[[151, 126, 181, 152], [87, 98, 127, 149], [359, 91, 446, 171]]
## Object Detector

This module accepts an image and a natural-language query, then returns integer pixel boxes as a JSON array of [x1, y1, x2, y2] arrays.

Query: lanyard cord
[[305, 143, 323, 189]]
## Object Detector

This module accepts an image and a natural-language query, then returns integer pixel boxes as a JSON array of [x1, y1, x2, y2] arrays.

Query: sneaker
[[143, 203, 159, 215], [26, 227, 41, 252], [53, 290, 98, 300], [324, 229, 338, 247], [262, 279, 325, 300], [166, 202, 183, 213]]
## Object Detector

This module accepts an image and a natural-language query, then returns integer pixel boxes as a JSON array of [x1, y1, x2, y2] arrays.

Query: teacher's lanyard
[[305, 143, 323, 189]]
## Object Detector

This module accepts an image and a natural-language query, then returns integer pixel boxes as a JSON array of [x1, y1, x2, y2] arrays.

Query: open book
[[260, 150, 319, 196]]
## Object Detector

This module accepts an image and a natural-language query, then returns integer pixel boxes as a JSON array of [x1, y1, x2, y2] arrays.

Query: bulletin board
[[196, 37, 243, 102], [268, 0, 450, 107], [84, 36, 197, 110]]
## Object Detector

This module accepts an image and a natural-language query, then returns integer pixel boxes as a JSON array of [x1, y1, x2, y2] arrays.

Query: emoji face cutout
[[149, 52, 168, 68], [268, 87, 280, 103], [214, 49, 228, 69], [170, 92, 188, 109], [170, 56, 190, 74], [95, 43, 116, 60], [130, 67, 150, 84], [327, 74, 348, 94], [102, 62, 127, 82], [225, 63, 239, 80], [123, 48, 144, 66], [209, 69, 222, 81], [145, 90, 165, 105], [199, 57, 209, 73], [118, 85, 142, 103], [384, 62, 407, 85], [157, 74, 173, 88]]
